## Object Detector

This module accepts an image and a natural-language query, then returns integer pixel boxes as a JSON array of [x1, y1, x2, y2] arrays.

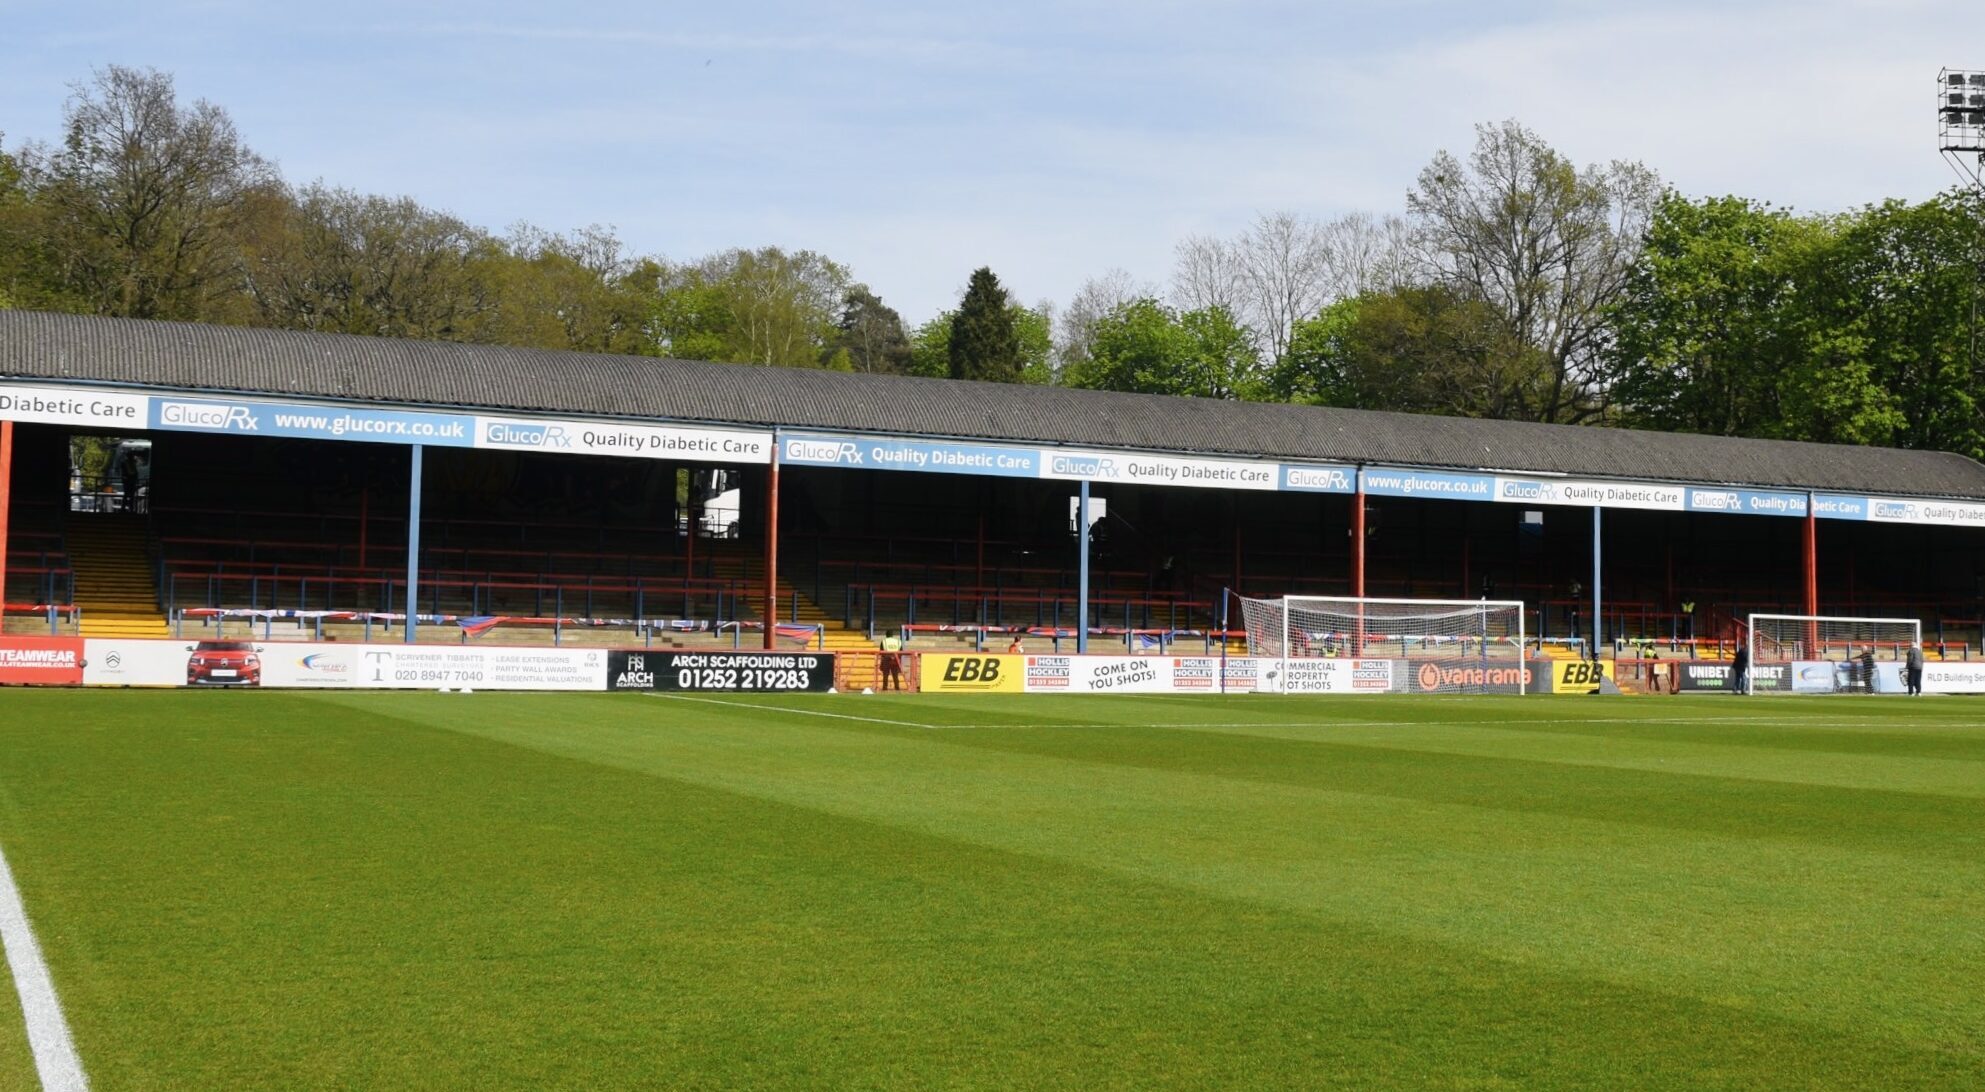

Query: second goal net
[[1236, 595, 1528, 694], [1745, 613, 1921, 695]]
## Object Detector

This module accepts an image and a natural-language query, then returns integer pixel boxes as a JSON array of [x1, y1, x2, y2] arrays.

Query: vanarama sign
[[1414, 661, 1530, 694]]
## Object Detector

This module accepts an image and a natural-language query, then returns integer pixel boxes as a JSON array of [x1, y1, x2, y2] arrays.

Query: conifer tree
[[948, 267, 1020, 382]]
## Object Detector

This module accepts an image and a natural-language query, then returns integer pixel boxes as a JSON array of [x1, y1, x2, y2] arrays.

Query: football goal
[[1745, 613, 1921, 695], [1235, 595, 1528, 694]]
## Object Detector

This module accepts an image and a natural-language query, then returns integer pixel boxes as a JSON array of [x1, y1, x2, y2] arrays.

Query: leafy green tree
[[907, 313, 952, 378], [1606, 190, 1983, 456], [26, 65, 276, 320], [1605, 194, 1827, 437], [948, 267, 1020, 382], [241, 183, 504, 342], [1011, 303, 1055, 384], [490, 225, 659, 355], [1069, 298, 1263, 400], [651, 246, 847, 366], [1808, 194, 1981, 455], [1277, 286, 1547, 416]]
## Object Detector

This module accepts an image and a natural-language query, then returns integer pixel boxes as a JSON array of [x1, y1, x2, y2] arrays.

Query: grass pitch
[[0, 689, 1982, 1088]]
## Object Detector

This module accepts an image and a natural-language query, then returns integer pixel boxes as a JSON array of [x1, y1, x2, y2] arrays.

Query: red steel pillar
[[0, 421, 13, 624], [763, 457, 781, 650], [1352, 468, 1367, 655], [1351, 472, 1367, 597]]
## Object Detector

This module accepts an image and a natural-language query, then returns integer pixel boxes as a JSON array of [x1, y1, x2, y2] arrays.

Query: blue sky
[[1, 1, 1975, 322]]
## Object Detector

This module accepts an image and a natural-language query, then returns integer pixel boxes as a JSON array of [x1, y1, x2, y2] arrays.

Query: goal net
[[1745, 613, 1921, 695], [1236, 595, 1528, 694]]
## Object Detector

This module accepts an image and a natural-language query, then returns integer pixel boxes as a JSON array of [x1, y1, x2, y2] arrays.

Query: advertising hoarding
[[0, 385, 149, 429], [1282, 659, 1396, 694], [150, 396, 476, 447], [1924, 662, 1985, 694], [605, 651, 833, 692], [0, 637, 85, 685], [780, 433, 1039, 477], [479, 417, 772, 464], [1673, 662, 1790, 692], [923, 654, 1026, 693], [1546, 659, 1615, 694], [79, 638, 605, 690]]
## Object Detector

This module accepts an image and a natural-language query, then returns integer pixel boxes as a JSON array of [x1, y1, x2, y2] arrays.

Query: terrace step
[[67, 516, 169, 638]]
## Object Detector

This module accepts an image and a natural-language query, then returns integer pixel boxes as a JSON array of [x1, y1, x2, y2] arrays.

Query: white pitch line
[[647, 693, 939, 728], [0, 841, 88, 1092]]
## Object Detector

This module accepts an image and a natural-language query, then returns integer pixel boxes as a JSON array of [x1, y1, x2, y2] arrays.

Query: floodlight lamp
[[1952, 73, 1969, 86]]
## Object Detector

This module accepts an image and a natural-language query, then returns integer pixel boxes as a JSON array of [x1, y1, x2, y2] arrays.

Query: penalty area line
[[646, 692, 940, 729], [0, 840, 88, 1091]]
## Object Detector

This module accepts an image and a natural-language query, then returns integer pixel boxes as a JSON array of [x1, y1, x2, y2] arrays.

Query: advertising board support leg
[[405, 444, 423, 644], [1077, 482, 1091, 655], [0, 420, 12, 627], [1219, 586, 1230, 695], [1590, 505, 1602, 660], [764, 457, 780, 650]]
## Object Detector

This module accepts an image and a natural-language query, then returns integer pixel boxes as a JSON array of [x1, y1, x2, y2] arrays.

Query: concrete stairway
[[67, 517, 171, 638]]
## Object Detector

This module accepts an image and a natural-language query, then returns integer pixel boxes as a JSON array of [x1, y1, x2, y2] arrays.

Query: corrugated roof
[[5, 308, 1985, 499]]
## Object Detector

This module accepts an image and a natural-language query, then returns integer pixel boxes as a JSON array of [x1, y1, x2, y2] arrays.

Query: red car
[[185, 641, 263, 686]]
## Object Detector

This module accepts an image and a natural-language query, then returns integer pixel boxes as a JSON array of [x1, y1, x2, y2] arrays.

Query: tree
[[1317, 211, 1414, 298], [26, 65, 276, 320], [490, 224, 659, 355], [1170, 234, 1246, 316], [1605, 190, 1984, 456], [651, 246, 848, 366], [825, 286, 913, 374], [1605, 194, 1827, 438], [1057, 268, 1152, 377], [1070, 298, 1264, 400], [1275, 286, 1548, 417], [948, 267, 1020, 382], [1407, 120, 1660, 423], [1808, 194, 1981, 455], [242, 183, 504, 342], [1012, 302, 1055, 384], [1235, 212, 1333, 365], [907, 313, 952, 378], [0, 133, 62, 311]]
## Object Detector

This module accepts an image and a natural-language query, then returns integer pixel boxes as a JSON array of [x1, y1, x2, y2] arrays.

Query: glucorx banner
[[607, 650, 834, 692]]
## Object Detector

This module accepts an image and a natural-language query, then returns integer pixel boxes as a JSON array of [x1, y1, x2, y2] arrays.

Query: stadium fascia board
[[7, 377, 1985, 527], [0, 379, 772, 464]]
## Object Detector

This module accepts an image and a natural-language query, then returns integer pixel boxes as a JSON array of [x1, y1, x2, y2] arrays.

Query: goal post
[[1744, 613, 1921, 695], [1237, 594, 1528, 695]]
